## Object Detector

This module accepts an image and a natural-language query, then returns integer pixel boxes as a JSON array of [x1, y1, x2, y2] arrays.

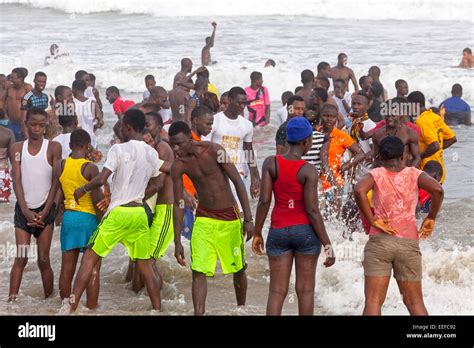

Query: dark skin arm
[[420, 141, 440, 159], [73, 168, 112, 204], [300, 163, 335, 266], [36, 141, 62, 225], [171, 160, 186, 266], [92, 87, 103, 110], [443, 136, 457, 150], [185, 98, 196, 126], [252, 156, 274, 255], [83, 162, 104, 219], [264, 104, 271, 124], [348, 68, 359, 91], [217, 144, 254, 240], [144, 175, 161, 201], [408, 128, 421, 167], [159, 160, 172, 174], [372, 133, 381, 168], [417, 172, 444, 239], [243, 141, 260, 198], [319, 136, 330, 172], [53, 160, 64, 209], [336, 112, 345, 130], [10, 142, 39, 225], [208, 22, 216, 47], [340, 142, 365, 172], [93, 100, 104, 130]]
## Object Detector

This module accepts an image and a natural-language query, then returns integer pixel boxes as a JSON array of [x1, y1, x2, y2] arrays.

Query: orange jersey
[[182, 131, 201, 197], [320, 127, 355, 191]]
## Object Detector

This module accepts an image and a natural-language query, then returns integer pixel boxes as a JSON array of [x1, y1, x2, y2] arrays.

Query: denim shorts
[[266, 224, 322, 257]]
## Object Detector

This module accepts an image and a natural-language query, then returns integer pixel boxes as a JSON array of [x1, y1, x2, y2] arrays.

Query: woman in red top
[[252, 117, 335, 315]]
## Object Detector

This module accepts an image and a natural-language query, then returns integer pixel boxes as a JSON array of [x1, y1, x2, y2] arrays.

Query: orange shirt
[[320, 127, 355, 191], [182, 131, 201, 196]]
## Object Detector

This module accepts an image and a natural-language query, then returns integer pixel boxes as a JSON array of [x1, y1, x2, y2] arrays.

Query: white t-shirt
[[355, 118, 377, 182], [333, 92, 352, 118], [159, 108, 171, 124], [53, 133, 72, 159], [85, 86, 96, 101], [143, 89, 150, 101], [276, 106, 287, 125], [103, 140, 162, 216], [209, 111, 254, 175]]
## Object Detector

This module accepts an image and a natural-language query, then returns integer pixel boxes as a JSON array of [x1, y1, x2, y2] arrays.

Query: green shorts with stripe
[[89, 206, 150, 260], [191, 217, 245, 277], [149, 204, 174, 259]]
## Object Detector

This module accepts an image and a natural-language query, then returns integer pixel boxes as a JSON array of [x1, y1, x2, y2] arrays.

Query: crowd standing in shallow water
[[0, 24, 471, 315]]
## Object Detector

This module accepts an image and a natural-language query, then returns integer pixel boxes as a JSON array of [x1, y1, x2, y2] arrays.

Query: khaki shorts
[[362, 234, 422, 281]]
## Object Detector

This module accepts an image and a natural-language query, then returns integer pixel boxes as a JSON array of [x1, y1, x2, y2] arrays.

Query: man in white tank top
[[72, 79, 103, 148], [8, 107, 62, 303]]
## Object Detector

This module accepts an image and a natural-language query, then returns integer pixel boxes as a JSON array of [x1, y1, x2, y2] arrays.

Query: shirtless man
[[173, 59, 205, 90], [331, 53, 359, 92], [169, 121, 253, 315], [296, 69, 315, 106], [372, 99, 420, 168], [146, 112, 175, 259], [169, 81, 192, 123], [458, 47, 473, 68], [201, 22, 217, 66], [5, 68, 32, 141], [368, 66, 388, 101]]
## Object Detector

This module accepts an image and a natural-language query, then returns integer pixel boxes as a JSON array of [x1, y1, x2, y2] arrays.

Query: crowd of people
[[0, 28, 471, 315]]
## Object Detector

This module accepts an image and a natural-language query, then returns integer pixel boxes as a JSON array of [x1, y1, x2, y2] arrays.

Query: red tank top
[[271, 155, 310, 228]]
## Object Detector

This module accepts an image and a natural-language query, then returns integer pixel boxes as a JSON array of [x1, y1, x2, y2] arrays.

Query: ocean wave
[[1, 0, 473, 22]]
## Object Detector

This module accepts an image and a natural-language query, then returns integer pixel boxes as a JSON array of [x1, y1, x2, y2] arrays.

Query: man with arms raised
[[201, 22, 217, 66]]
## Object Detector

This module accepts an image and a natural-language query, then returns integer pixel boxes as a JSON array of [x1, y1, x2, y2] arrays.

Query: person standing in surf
[[355, 136, 444, 315], [253, 116, 335, 315], [169, 121, 254, 315], [201, 22, 217, 66]]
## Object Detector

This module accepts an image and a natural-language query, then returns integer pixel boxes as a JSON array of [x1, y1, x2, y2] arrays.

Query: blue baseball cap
[[286, 116, 313, 142]]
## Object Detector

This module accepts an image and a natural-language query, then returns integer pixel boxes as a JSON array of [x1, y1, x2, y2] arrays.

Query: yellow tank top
[[59, 157, 96, 215]]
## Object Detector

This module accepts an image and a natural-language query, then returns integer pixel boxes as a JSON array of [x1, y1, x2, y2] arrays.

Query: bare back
[[169, 87, 188, 122], [201, 46, 211, 66], [155, 140, 174, 204]]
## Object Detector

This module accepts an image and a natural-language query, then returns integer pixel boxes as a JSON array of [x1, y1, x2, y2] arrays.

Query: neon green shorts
[[149, 204, 174, 259], [89, 206, 150, 260], [191, 217, 245, 277]]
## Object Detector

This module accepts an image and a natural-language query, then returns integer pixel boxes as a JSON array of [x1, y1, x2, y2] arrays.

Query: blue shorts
[[7, 120, 24, 142], [60, 210, 99, 252], [266, 224, 322, 257]]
